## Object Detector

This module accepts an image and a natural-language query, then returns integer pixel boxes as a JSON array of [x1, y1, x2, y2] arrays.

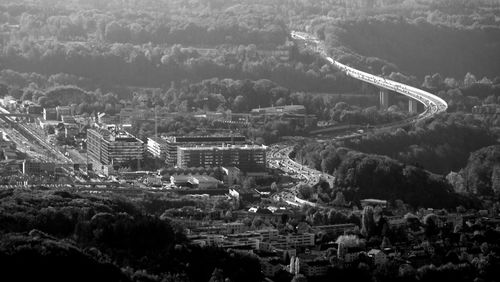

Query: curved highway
[[291, 31, 448, 118], [268, 31, 448, 208], [268, 143, 333, 208]]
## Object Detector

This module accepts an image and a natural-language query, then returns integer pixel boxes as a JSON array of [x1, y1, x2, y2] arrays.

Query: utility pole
[[154, 107, 158, 139], [86, 144, 89, 173]]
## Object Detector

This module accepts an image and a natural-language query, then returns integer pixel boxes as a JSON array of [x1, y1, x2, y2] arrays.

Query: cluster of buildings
[[173, 196, 500, 280], [84, 125, 268, 183], [1, 93, 273, 189], [14, 99, 304, 182], [85, 122, 269, 177], [147, 135, 268, 174], [38, 106, 80, 140], [194, 105, 316, 129], [187, 218, 389, 278], [100, 107, 157, 125], [190, 224, 315, 259], [242, 105, 314, 124], [38, 106, 168, 145]]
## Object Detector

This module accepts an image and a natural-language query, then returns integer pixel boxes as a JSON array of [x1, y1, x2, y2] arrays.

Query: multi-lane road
[[268, 31, 448, 207], [268, 143, 334, 208]]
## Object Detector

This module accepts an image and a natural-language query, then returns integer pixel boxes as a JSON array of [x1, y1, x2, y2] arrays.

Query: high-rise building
[[87, 128, 144, 166], [177, 144, 267, 172], [164, 135, 247, 166]]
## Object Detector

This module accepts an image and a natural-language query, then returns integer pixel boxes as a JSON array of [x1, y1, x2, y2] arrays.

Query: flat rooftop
[[165, 135, 246, 143], [89, 128, 143, 143], [251, 105, 305, 113], [147, 137, 168, 144], [178, 144, 267, 151], [193, 175, 220, 183]]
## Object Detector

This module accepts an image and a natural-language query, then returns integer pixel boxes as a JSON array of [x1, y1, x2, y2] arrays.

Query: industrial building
[[87, 128, 144, 166], [177, 144, 267, 172]]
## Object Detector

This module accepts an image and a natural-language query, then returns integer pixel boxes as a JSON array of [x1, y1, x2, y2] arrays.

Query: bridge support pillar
[[361, 81, 370, 94], [408, 99, 418, 114], [379, 89, 389, 110]]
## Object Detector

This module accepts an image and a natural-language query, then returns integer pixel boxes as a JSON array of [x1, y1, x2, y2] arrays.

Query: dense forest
[[0, 233, 132, 282], [0, 1, 364, 94], [327, 16, 500, 79], [297, 113, 497, 175], [0, 189, 262, 282], [462, 145, 500, 196], [294, 141, 479, 209], [2, 0, 497, 98], [341, 113, 497, 174], [333, 151, 478, 208]]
